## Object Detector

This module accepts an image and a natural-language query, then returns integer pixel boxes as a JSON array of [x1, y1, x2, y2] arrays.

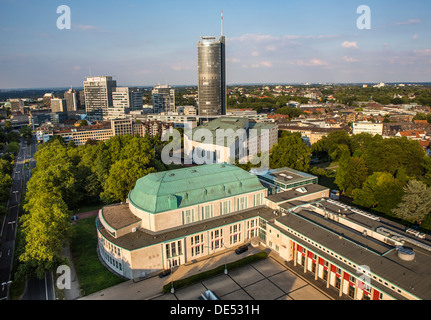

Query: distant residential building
[[352, 122, 383, 136], [8, 99, 24, 111], [144, 113, 198, 129], [152, 85, 175, 114], [40, 118, 173, 146], [279, 125, 348, 145], [64, 89, 78, 112], [105, 106, 130, 120], [43, 93, 54, 108], [133, 120, 174, 138], [112, 87, 143, 111], [50, 98, 67, 113], [184, 105, 197, 116], [184, 117, 278, 164], [83, 76, 117, 121]]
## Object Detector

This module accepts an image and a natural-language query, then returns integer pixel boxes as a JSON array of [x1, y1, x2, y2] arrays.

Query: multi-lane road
[[0, 135, 53, 300]]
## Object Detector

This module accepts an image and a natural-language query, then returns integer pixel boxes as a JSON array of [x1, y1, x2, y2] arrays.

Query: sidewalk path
[[62, 245, 82, 300], [80, 245, 267, 300]]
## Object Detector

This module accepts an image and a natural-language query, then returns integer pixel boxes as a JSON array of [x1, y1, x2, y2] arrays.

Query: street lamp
[[222, 242, 228, 275], [170, 260, 175, 294], [1, 281, 12, 292], [8, 221, 16, 230], [12, 190, 19, 202]]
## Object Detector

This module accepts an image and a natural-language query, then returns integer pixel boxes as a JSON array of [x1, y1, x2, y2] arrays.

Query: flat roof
[[266, 184, 328, 204], [273, 203, 431, 300], [98, 206, 277, 251], [101, 203, 140, 230], [251, 167, 317, 186]]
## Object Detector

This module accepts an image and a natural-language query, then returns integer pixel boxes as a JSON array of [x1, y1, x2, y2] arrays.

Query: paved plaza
[[152, 255, 332, 301]]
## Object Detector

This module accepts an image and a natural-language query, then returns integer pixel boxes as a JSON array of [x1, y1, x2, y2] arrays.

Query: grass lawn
[[71, 202, 105, 215], [70, 216, 125, 296]]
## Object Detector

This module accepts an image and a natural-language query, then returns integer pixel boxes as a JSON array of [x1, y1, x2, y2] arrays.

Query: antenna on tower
[[221, 10, 223, 36]]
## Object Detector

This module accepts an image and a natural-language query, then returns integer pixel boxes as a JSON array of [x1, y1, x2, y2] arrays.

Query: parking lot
[[153, 255, 332, 300]]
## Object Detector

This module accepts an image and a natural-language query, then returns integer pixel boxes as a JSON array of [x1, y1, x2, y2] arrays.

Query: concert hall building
[[96, 163, 431, 300]]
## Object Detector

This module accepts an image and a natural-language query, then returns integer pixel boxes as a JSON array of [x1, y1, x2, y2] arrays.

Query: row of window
[[281, 225, 407, 299], [100, 245, 123, 272], [165, 240, 183, 259], [100, 237, 121, 256], [181, 193, 264, 226]]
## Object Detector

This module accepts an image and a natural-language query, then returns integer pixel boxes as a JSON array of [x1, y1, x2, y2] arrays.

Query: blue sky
[[1, 0, 430, 89]]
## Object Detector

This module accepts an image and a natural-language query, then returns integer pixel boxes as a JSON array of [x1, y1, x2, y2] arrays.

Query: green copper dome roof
[[128, 163, 265, 214]]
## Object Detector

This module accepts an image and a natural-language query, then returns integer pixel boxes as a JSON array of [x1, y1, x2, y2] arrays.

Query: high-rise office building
[[152, 84, 175, 114], [64, 89, 78, 112], [112, 87, 143, 111], [78, 90, 86, 109], [83, 76, 117, 121], [50, 98, 67, 113], [197, 16, 226, 117]]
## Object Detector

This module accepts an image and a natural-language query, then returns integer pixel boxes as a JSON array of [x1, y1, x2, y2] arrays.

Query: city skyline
[[1, 0, 431, 89]]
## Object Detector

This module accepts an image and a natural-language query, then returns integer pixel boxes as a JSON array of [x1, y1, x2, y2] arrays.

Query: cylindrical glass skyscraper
[[197, 35, 226, 117]]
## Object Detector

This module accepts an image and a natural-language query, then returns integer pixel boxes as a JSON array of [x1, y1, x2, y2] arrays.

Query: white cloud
[[341, 41, 359, 49], [242, 61, 273, 69], [394, 19, 421, 26], [227, 58, 241, 63], [412, 34, 418, 40], [414, 49, 431, 56], [292, 59, 328, 67], [343, 56, 359, 63], [74, 24, 105, 32], [251, 51, 259, 57], [229, 33, 339, 43], [260, 61, 273, 68]]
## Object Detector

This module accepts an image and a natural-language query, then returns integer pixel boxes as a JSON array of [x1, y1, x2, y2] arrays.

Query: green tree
[[353, 172, 404, 216], [391, 180, 431, 225], [101, 158, 156, 203], [334, 145, 351, 192], [0, 171, 12, 203], [311, 130, 352, 161], [6, 141, 19, 155], [270, 132, 310, 171], [363, 137, 426, 178], [19, 193, 71, 278]]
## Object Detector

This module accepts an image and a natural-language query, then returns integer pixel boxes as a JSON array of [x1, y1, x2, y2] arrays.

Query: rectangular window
[[348, 285, 355, 298], [254, 193, 263, 206], [166, 244, 171, 259], [220, 200, 231, 215], [323, 270, 328, 281], [247, 218, 258, 239], [191, 234, 204, 257], [182, 209, 194, 225], [335, 277, 341, 289], [202, 204, 213, 220], [229, 223, 241, 245], [210, 228, 223, 251], [177, 241, 182, 255], [238, 196, 248, 211]]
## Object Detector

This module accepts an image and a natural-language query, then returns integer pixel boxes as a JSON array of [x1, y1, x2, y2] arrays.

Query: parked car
[[159, 269, 171, 278], [235, 244, 248, 255]]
